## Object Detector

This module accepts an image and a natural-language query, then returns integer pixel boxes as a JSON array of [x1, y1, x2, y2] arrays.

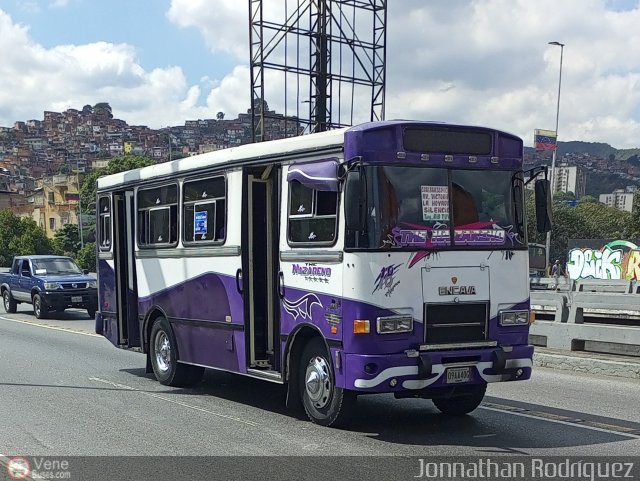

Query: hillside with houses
[[0, 102, 301, 238], [1, 103, 638, 239]]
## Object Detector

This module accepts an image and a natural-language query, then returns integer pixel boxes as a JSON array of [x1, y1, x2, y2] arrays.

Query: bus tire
[[149, 316, 204, 387], [299, 338, 354, 427], [3, 290, 17, 314], [432, 384, 486, 416]]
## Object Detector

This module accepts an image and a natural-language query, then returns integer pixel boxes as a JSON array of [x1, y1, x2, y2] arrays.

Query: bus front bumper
[[344, 344, 533, 393]]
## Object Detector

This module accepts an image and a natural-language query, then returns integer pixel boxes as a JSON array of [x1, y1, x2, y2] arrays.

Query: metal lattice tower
[[249, 0, 387, 142]]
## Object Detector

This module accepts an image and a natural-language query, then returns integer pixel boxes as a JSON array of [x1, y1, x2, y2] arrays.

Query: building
[[552, 164, 586, 198], [18, 174, 81, 237], [599, 189, 635, 212]]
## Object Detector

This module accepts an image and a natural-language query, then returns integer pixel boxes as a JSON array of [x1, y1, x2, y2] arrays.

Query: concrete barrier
[[530, 291, 569, 323], [529, 278, 640, 357]]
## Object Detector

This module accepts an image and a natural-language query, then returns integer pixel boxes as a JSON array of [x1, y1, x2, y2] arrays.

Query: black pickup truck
[[0, 255, 98, 319]]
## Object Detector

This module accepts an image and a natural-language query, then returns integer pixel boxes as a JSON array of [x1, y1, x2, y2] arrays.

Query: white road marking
[[480, 405, 640, 439], [89, 377, 259, 427], [0, 315, 100, 337]]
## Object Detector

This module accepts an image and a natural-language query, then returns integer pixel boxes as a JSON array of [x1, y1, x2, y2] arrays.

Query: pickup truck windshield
[[31, 258, 82, 275]]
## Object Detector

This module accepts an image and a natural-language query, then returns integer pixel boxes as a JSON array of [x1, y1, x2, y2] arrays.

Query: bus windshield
[[347, 165, 526, 250]]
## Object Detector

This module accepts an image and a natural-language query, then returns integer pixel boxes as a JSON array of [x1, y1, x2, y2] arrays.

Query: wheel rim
[[3, 293, 8, 310], [34, 297, 40, 316], [305, 355, 332, 409], [154, 331, 172, 374]]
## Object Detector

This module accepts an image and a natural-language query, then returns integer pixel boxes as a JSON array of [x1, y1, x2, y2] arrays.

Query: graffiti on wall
[[567, 240, 640, 280]]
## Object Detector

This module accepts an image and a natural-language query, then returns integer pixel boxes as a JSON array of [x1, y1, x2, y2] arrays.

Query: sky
[[1, 0, 640, 148]]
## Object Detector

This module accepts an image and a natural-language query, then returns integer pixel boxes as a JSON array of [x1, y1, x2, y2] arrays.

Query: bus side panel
[[278, 166, 345, 386], [136, 262, 244, 373], [97, 258, 117, 343]]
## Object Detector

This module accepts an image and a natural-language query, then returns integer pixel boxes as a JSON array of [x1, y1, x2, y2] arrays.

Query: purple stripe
[[286, 159, 339, 191]]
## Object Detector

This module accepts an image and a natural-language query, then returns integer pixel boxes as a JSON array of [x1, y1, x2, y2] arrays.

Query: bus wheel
[[149, 316, 204, 387], [299, 338, 354, 427], [432, 384, 486, 415]]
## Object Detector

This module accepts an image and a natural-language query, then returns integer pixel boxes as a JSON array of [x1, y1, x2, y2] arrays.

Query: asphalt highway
[[1, 304, 639, 462]]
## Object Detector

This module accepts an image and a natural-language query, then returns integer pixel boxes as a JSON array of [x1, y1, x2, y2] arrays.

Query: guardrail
[[530, 277, 640, 357]]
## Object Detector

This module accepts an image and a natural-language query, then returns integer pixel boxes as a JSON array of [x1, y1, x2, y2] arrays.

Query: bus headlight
[[376, 315, 413, 334], [499, 310, 529, 326], [44, 282, 61, 290]]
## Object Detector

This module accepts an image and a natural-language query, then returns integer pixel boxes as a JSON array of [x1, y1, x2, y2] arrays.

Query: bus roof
[[97, 127, 348, 190], [96, 120, 522, 190]]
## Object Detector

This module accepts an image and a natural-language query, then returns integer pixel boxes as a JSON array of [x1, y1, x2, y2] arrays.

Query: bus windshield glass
[[347, 166, 526, 250]]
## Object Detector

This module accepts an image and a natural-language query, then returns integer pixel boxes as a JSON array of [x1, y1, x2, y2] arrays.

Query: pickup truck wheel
[[87, 307, 96, 319], [33, 294, 48, 319], [3, 291, 17, 314]]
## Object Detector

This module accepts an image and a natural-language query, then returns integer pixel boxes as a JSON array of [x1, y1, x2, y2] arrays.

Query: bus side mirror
[[345, 169, 366, 231], [535, 179, 552, 233]]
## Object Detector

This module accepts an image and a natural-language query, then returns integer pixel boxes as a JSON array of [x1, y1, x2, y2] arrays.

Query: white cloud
[[166, 0, 248, 60], [49, 0, 71, 9], [0, 9, 232, 129], [4, 1, 640, 148]]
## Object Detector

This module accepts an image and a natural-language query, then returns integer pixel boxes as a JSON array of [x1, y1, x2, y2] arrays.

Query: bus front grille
[[424, 302, 488, 345]]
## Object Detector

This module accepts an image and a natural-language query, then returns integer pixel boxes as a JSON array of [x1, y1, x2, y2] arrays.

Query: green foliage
[[585, 171, 630, 197], [525, 190, 634, 263], [53, 224, 81, 256], [0, 210, 53, 266], [93, 102, 113, 118], [76, 242, 97, 272], [81, 155, 155, 215]]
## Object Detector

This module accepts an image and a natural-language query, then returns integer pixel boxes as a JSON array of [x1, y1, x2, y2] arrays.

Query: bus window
[[288, 180, 338, 245], [98, 196, 111, 251], [137, 185, 178, 248], [183, 176, 226, 244]]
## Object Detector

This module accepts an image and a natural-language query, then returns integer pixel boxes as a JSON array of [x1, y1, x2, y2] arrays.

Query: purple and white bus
[[96, 121, 551, 426]]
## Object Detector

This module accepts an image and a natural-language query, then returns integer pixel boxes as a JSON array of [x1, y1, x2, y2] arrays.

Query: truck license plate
[[446, 367, 471, 384], [72, 296, 83, 303]]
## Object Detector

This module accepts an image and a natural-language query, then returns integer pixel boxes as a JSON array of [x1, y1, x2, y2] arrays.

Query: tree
[[80, 155, 155, 215], [53, 224, 81, 256], [631, 192, 640, 237], [0, 211, 53, 266], [76, 242, 96, 272], [0, 210, 24, 266], [93, 102, 113, 118], [525, 190, 633, 263]]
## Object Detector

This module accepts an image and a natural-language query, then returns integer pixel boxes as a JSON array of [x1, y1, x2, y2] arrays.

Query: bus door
[[112, 190, 140, 347], [243, 165, 280, 374]]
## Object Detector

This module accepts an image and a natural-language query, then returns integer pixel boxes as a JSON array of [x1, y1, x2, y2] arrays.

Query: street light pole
[[545, 41, 564, 270], [76, 157, 84, 249]]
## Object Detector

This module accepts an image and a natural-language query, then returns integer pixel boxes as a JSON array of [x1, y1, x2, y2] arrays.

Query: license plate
[[446, 367, 471, 384], [71, 296, 83, 303]]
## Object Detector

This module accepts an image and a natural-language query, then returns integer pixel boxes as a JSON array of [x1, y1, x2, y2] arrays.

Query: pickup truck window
[[11, 259, 20, 274], [20, 259, 31, 276], [31, 258, 82, 275]]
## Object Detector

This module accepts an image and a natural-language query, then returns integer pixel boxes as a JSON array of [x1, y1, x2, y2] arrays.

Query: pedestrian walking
[[551, 259, 568, 290]]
